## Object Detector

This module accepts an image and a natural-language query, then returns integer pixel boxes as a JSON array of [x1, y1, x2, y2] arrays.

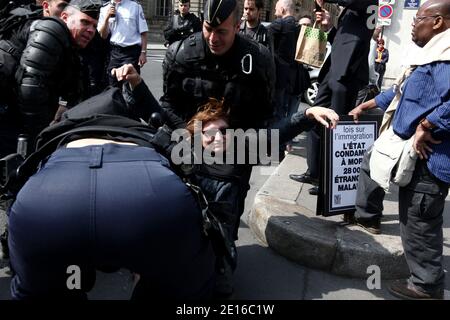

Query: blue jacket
[[375, 61, 450, 183]]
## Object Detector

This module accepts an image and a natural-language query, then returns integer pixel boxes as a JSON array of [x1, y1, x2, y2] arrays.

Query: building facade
[[142, 0, 339, 42], [377, 0, 424, 87]]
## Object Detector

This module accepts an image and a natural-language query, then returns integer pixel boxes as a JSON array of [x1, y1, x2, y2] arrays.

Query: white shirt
[[98, 0, 149, 47]]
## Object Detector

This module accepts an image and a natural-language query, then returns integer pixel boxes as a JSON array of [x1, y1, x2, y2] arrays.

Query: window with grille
[[156, 0, 171, 16]]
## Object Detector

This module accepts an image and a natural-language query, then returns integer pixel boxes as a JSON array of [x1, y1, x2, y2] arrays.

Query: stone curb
[[248, 155, 410, 280]]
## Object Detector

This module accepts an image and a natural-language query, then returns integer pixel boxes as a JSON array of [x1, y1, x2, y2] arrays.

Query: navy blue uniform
[[8, 143, 215, 299]]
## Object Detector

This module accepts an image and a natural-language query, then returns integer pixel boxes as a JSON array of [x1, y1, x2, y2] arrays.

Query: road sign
[[378, 18, 392, 26], [379, 0, 395, 4], [378, 4, 394, 19], [404, 0, 420, 9]]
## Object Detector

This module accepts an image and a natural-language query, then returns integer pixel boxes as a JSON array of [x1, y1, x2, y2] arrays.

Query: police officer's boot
[[0, 228, 9, 260], [213, 257, 234, 299]]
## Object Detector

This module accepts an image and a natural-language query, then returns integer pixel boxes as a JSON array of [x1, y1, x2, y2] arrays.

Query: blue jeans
[[8, 144, 215, 299]]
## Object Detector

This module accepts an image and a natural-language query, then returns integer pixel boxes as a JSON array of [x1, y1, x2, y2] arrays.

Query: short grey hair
[[278, 0, 295, 13]]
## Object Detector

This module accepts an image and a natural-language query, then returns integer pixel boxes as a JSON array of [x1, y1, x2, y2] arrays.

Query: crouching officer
[[5, 75, 216, 300], [163, 0, 202, 46]]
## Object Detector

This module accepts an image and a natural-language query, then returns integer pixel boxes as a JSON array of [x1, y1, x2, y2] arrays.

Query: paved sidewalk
[[147, 43, 166, 51], [249, 134, 450, 282]]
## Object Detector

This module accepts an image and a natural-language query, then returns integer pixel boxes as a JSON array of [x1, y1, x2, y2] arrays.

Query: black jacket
[[319, 0, 378, 84], [161, 32, 276, 130], [163, 11, 202, 46], [239, 20, 273, 54], [268, 15, 300, 92], [15, 17, 86, 141]]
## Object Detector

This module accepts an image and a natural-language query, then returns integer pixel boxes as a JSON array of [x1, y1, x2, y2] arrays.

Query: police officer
[[97, 0, 149, 85], [161, 0, 275, 297], [239, 0, 272, 52], [0, 0, 71, 158], [163, 0, 202, 46], [160, 0, 341, 298], [162, 0, 275, 131], [7, 0, 101, 156]]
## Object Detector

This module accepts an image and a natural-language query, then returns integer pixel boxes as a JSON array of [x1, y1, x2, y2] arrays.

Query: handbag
[[369, 127, 417, 191], [295, 22, 328, 68]]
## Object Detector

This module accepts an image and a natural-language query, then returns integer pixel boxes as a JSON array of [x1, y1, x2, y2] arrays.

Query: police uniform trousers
[[8, 144, 215, 299], [107, 44, 142, 86]]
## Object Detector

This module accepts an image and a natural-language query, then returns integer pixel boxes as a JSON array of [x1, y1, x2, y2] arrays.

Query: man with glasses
[[348, 0, 450, 299]]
